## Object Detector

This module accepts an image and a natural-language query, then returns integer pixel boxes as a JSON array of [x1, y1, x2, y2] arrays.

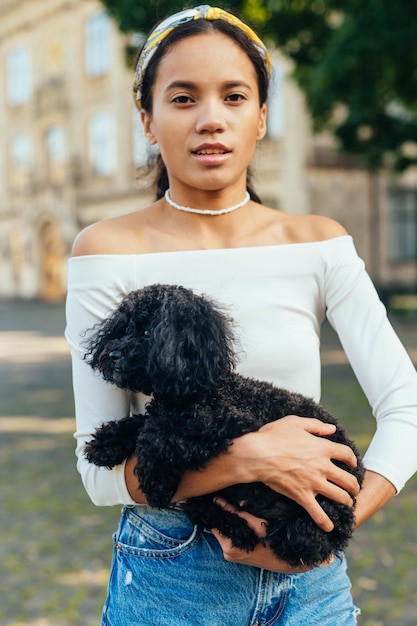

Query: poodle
[[83, 283, 364, 567]]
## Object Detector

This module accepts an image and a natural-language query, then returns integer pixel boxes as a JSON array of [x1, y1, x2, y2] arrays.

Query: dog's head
[[85, 284, 237, 402]]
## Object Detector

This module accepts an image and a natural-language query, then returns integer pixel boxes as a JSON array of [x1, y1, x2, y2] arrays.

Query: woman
[[65, 6, 417, 625]]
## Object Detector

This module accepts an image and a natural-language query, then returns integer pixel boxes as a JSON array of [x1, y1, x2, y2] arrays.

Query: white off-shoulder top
[[65, 236, 417, 506]]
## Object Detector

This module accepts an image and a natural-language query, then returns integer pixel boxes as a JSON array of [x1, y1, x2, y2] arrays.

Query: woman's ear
[[257, 103, 267, 141], [141, 109, 158, 145]]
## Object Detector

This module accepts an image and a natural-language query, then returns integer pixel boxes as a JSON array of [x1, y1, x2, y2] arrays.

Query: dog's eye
[[144, 330, 150, 338]]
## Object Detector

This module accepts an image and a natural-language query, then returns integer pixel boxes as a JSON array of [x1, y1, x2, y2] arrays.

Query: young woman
[[65, 6, 417, 625]]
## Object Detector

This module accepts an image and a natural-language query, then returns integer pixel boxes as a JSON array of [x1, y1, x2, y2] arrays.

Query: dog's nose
[[108, 350, 122, 361]]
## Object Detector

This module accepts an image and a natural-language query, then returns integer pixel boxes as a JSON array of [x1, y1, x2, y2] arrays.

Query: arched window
[[7, 48, 31, 106], [390, 188, 417, 262], [9, 134, 34, 188], [46, 126, 67, 162], [46, 126, 67, 184], [88, 112, 116, 176], [85, 12, 111, 77]]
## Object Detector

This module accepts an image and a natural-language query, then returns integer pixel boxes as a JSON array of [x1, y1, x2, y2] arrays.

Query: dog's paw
[[136, 461, 183, 508], [84, 416, 142, 468], [84, 438, 126, 468]]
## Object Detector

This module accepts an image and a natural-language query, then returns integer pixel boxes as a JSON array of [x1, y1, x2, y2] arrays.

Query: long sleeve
[[65, 256, 137, 506], [324, 239, 417, 491]]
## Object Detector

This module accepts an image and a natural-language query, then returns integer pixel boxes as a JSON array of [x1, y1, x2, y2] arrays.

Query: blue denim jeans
[[100, 505, 360, 626]]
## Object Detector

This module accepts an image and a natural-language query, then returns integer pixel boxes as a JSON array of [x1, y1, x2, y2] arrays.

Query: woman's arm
[[324, 239, 417, 493], [211, 240, 417, 572], [125, 414, 360, 532], [353, 469, 396, 528], [66, 254, 139, 506]]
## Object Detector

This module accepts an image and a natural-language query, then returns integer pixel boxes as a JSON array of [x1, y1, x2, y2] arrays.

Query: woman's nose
[[195, 100, 226, 134]]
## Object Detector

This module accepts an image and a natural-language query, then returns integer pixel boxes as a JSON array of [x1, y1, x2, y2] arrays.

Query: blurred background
[[0, 0, 416, 624], [1, 0, 417, 304]]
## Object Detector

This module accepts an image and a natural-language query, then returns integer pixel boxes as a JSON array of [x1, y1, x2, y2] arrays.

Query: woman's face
[[141, 31, 267, 201]]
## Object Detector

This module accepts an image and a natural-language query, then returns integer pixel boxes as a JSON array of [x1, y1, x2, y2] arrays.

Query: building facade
[[0, 0, 416, 300]]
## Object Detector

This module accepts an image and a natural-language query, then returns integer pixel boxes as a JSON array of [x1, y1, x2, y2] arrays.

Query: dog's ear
[[83, 297, 134, 372], [148, 289, 237, 402]]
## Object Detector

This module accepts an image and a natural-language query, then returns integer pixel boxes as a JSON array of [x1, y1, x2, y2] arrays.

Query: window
[[7, 48, 31, 106], [267, 61, 285, 140], [46, 126, 67, 184], [9, 134, 34, 188], [390, 189, 417, 262], [46, 126, 66, 162], [88, 112, 116, 176], [85, 12, 111, 77], [10, 134, 33, 168]]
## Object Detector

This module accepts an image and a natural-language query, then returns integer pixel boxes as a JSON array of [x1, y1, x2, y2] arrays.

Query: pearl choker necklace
[[164, 189, 250, 216]]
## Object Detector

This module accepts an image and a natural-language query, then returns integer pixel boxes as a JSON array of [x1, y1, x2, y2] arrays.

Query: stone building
[[0, 0, 416, 300]]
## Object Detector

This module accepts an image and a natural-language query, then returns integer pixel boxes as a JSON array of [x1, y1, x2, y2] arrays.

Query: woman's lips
[[192, 146, 232, 165]]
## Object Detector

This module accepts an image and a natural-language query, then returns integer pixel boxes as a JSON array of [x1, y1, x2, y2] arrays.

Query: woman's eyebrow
[[222, 80, 252, 91], [164, 80, 196, 93], [164, 80, 253, 93]]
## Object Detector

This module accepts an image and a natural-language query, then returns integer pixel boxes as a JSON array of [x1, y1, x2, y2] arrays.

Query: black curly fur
[[84, 283, 365, 567]]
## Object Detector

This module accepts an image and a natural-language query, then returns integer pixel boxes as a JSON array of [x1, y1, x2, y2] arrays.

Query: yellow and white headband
[[133, 4, 272, 109]]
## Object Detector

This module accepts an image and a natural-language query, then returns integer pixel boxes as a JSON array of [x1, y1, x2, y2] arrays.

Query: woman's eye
[[172, 95, 193, 104], [225, 93, 245, 102]]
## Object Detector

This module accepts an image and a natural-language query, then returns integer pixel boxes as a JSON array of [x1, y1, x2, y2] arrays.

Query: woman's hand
[[128, 414, 361, 532], [211, 498, 334, 573], [229, 415, 360, 532], [212, 528, 311, 573]]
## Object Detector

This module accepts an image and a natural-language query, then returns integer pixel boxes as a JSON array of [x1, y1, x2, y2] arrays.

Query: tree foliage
[[99, 0, 417, 171]]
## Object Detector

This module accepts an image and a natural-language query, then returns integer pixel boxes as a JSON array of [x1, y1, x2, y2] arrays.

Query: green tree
[[99, 0, 417, 173], [260, 0, 417, 281], [265, 0, 417, 173]]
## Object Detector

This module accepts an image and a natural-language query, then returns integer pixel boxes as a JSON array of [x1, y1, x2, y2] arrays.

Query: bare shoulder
[[276, 212, 348, 244], [71, 209, 152, 257], [300, 214, 348, 242], [71, 220, 115, 257]]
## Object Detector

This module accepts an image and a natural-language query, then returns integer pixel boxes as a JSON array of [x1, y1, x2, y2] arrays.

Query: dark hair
[[138, 17, 270, 202]]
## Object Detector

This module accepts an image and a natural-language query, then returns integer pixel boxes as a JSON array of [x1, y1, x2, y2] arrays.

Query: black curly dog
[[84, 284, 364, 566]]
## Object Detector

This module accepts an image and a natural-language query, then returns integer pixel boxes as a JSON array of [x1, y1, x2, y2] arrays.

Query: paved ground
[[0, 300, 416, 625]]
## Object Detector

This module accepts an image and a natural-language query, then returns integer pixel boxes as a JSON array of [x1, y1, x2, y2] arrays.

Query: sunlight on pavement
[[0, 331, 70, 363], [10, 621, 54, 626], [320, 349, 349, 365], [56, 568, 109, 587], [0, 416, 75, 433]]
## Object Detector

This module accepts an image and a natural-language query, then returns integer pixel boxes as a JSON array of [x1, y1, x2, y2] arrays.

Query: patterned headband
[[133, 4, 272, 110]]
